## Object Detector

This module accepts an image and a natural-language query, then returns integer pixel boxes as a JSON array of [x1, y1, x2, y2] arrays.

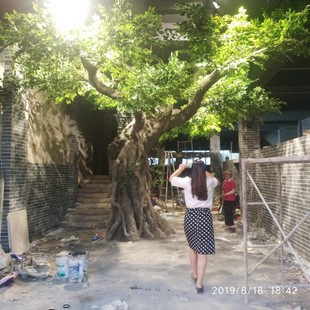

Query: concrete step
[[81, 175, 112, 185], [68, 206, 112, 216], [80, 182, 112, 189], [61, 175, 112, 230], [77, 196, 111, 203], [78, 185, 112, 193], [78, 192, 111, 199], [73, 202, 111, 209], [64, 213, 110, 222], [60, 220, 107, 229]]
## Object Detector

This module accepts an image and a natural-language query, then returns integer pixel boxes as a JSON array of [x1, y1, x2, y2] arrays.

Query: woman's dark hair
[[190, 161, 208, 201]]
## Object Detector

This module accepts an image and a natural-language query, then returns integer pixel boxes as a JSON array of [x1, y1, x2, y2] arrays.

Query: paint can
[[68, 251, 88, 283], [56, 255, 69, 279]]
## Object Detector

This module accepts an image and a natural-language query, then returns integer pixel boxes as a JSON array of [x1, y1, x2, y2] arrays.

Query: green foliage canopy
[[0, 1, 309, 138]]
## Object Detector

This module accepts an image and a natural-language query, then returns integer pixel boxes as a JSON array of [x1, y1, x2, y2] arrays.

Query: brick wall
[[238, 119, 261, 159], [237, 118, 261, 209], [247, 134, 310, 262], [236, 117, 310, 262], [26, 164, 70, 237], [0, 50, 80, 251], [0, 49, 28, 250], [68, 106, 79, 208], [0, 93, 79, 250]]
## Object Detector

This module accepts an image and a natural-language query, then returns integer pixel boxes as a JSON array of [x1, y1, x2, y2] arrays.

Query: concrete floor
[[1, 208, 309, 310]]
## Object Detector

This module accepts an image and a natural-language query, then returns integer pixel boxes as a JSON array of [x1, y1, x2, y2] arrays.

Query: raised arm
[[169, 163, 187, 182]]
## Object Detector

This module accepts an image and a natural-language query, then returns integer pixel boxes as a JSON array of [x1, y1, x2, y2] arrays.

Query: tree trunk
[[103, 71, 220, 241], [105, 117, 175, 241]]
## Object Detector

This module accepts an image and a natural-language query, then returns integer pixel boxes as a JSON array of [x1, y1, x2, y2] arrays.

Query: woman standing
[[222, 169, 237, 231], [169, 161, 218, 294]]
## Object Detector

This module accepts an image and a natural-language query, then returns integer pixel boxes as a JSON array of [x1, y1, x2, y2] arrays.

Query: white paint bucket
[[56, 255, 69, 279], [68, 251, 88, 283]]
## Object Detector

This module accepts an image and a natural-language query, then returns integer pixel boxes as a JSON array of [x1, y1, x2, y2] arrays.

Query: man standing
[[222, 170, 237, 232]]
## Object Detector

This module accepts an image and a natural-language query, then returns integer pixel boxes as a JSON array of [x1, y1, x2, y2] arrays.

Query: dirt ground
[[1, 206, 310, 310]]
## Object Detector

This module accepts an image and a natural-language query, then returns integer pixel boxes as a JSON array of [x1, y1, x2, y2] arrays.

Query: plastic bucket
[[68, 251, 88, 283], [56, 255, 69, 279]]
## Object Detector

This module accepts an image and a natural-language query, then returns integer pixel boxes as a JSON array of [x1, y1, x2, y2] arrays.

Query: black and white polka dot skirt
[[184, 208, 215, 255]]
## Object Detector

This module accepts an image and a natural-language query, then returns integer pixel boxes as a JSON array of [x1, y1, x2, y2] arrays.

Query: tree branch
[[167, 69, 220, 130], [222, 47, 269, 72], [141, 69, 220, 154], [81, 57, 119, 99]]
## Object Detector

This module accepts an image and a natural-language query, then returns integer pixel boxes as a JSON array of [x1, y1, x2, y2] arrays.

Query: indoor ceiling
[[0, 0, 309, 120]]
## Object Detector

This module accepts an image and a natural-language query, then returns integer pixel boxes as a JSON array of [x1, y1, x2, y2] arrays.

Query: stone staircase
[[61, 175, 112, 230]]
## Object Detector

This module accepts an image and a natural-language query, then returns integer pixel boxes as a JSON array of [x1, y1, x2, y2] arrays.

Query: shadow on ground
[[1, 207, 310, 310]]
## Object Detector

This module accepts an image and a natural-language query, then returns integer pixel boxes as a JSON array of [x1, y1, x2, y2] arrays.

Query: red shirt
[[222, 178, 236, 201]]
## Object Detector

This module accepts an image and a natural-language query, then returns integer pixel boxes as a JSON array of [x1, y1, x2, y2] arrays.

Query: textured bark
[[105, 117, 175, 241], [99, 70, 221, 241]]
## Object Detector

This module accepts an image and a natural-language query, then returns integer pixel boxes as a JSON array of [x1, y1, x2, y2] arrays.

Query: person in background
[[169, 161, 218, 294], [222, 169, 237, 232]]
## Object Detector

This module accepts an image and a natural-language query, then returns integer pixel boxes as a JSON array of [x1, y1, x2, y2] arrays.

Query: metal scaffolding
[[242, 155, 310, 304]]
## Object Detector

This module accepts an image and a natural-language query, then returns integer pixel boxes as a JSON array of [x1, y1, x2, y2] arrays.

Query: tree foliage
[[0, 1, 309, 137], [0, 1, 309, 241]]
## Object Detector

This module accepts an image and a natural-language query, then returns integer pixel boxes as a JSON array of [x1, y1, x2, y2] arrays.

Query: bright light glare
[[46, 0, 90, 31], [213, 2, 220, 9]]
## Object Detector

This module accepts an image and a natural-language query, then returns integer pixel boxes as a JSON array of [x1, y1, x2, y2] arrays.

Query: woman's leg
[[188, 247, 198, 279], [196, 253, 207, 288]]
